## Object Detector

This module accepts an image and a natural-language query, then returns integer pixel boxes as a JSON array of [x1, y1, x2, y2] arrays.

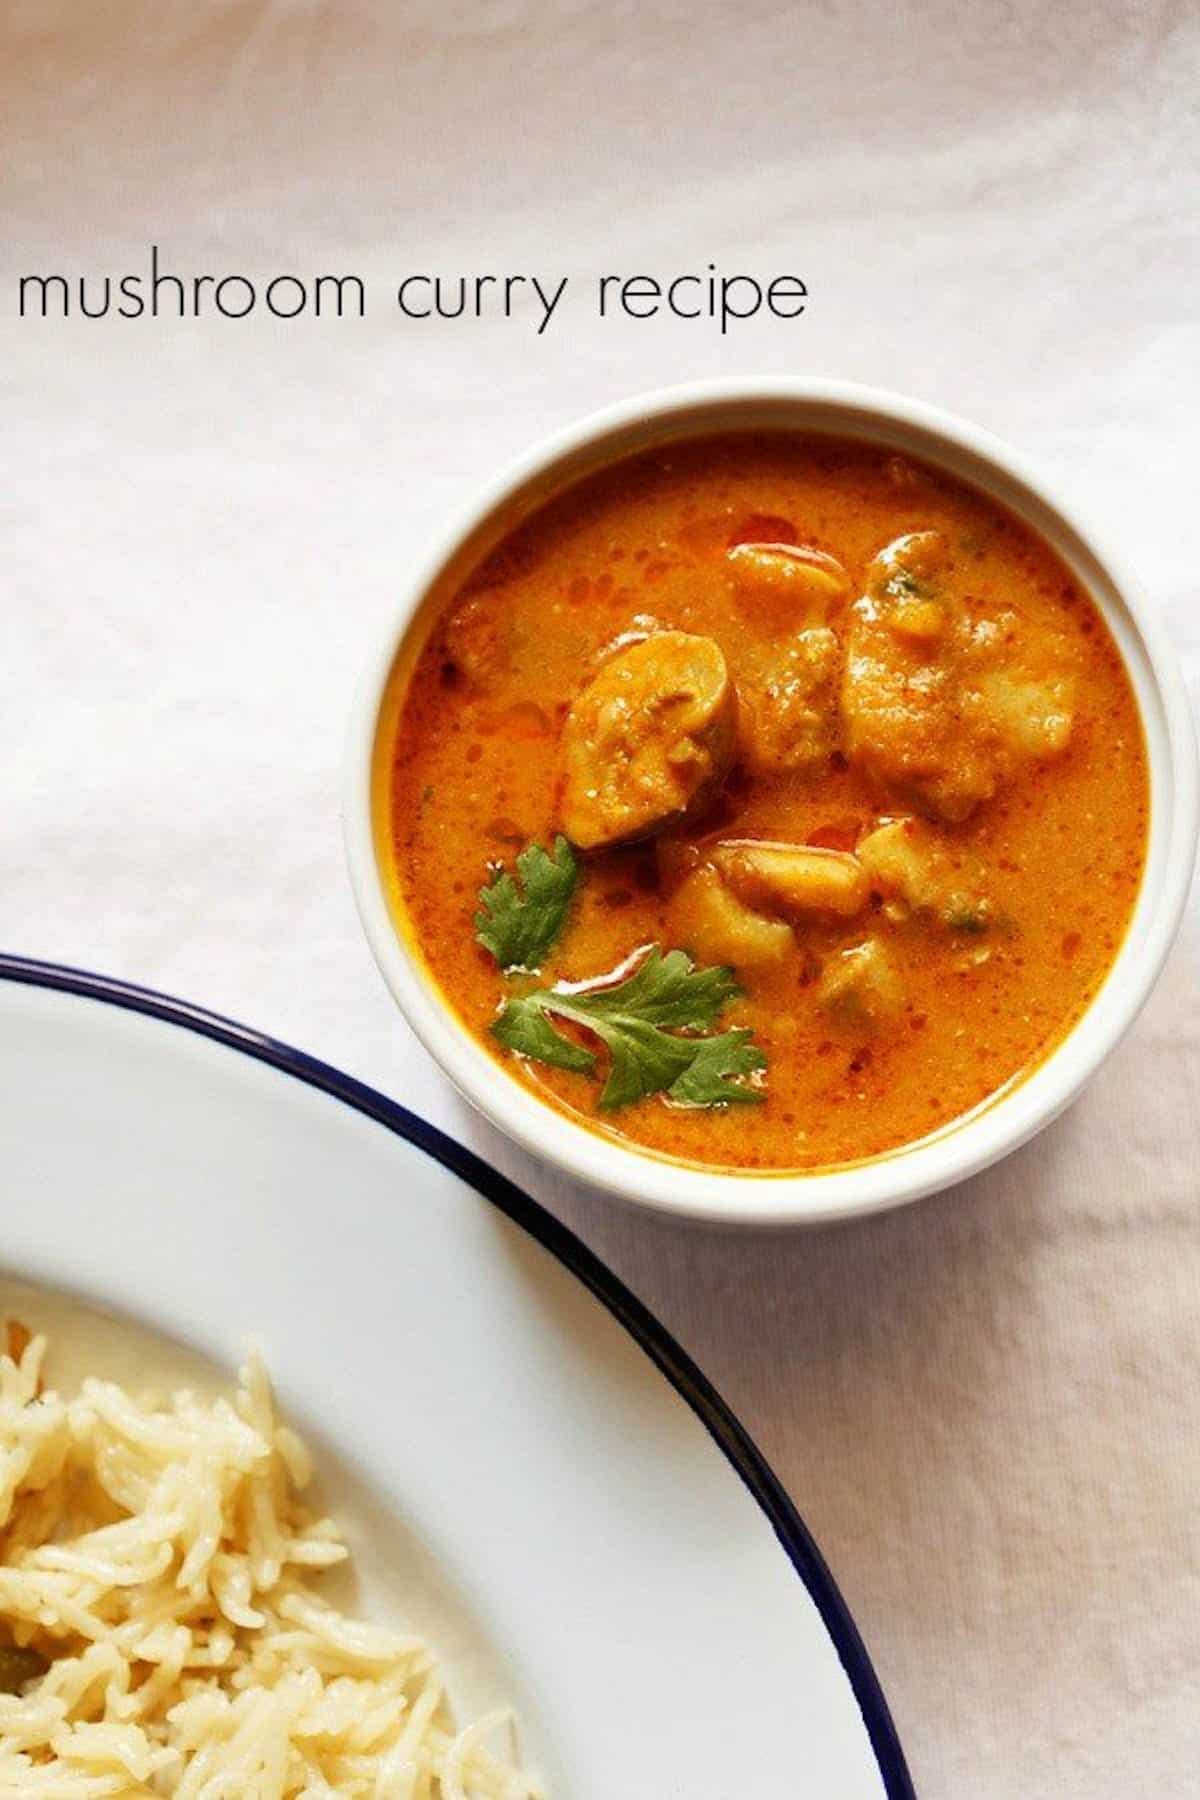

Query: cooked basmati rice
[[0, 1334, 541, 1798]]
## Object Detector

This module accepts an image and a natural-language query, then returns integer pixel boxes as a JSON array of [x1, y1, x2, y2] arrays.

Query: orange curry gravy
[[382, 434, 1148, 1172]]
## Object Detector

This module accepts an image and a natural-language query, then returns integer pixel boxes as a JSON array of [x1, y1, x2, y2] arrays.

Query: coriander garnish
[[474, 836, 578, 973], [493, 946, 767, 1110]]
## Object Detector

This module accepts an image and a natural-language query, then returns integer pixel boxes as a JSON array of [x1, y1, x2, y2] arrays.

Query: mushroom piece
[[842, 531, 1074, 821], [558, 632, 736, 850], [713, 840, 869, 918], [967, 671, 1074, 759], [856, 818, 944, 913], [665, 866, 794, 971], [736, 627, 842, 774], [727, 543, 851, 620], [842, 530, 984, 819], [817, 938, 904, 1034], [441, 593, 511, 687], [858, 817, 993, 931]]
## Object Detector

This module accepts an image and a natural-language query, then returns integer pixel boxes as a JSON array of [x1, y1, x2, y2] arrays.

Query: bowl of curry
[[346, 381, 1197, 1224]]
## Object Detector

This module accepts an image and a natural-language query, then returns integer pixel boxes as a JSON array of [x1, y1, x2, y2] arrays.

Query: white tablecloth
[[4, 2, 1198, 1792]]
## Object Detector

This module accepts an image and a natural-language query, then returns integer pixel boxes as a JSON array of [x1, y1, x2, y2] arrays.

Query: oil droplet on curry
[[382, 435, 1148, 1173]]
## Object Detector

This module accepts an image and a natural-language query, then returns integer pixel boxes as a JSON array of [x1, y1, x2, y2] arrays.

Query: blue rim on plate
[[0, 951, 915, 1798]]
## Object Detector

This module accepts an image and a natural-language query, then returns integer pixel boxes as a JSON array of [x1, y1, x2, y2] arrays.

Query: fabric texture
[[3, 2, 1198, 1792]]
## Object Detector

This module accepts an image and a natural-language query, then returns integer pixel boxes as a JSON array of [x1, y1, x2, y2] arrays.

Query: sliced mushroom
[[727, 543, 851, 621], [736, 627, 842, 774], [843, 531, 1074, 821], [441, 594, 511, 687], [713, 840, 869, 918], [665, 866, 793, 971], [858, 817, 992, 930], [857, 818, 942, 913], [817, 938, 904, 1034], [558, 632, 736, 850], [869, 530, 948, 594], [967, 672, 1074, 759]]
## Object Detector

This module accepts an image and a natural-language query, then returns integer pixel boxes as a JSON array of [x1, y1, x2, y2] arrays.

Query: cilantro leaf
[[492, 997, 596, 1075], [565, 946, 739, 1034], [474, 837, 579, 972], [667, 1029, 768, 1107], [491, 947, 766, 1110]]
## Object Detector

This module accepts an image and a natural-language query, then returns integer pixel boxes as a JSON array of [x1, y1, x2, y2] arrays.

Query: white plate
[[0, 956, 912, 1797]]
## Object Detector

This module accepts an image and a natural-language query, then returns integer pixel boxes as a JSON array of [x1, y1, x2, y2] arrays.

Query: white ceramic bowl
[[344, 379, 1198, 1226]]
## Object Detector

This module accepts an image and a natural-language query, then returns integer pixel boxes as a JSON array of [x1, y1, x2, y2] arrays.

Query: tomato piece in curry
[[381, 435, 1148, 1173]]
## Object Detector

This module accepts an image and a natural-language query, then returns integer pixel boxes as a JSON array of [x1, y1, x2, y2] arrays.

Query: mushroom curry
[[380, 435, 1148, 1172]]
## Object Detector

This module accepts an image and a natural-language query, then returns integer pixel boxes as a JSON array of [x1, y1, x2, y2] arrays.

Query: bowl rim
[[343, 376, 1199, 1226]]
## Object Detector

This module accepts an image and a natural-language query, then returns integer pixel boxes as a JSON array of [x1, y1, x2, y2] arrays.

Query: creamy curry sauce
[[382, 434, 1148, 1172]]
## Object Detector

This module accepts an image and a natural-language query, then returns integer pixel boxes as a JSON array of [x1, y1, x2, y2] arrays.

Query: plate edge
[[0, 951, 915, 1799]]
